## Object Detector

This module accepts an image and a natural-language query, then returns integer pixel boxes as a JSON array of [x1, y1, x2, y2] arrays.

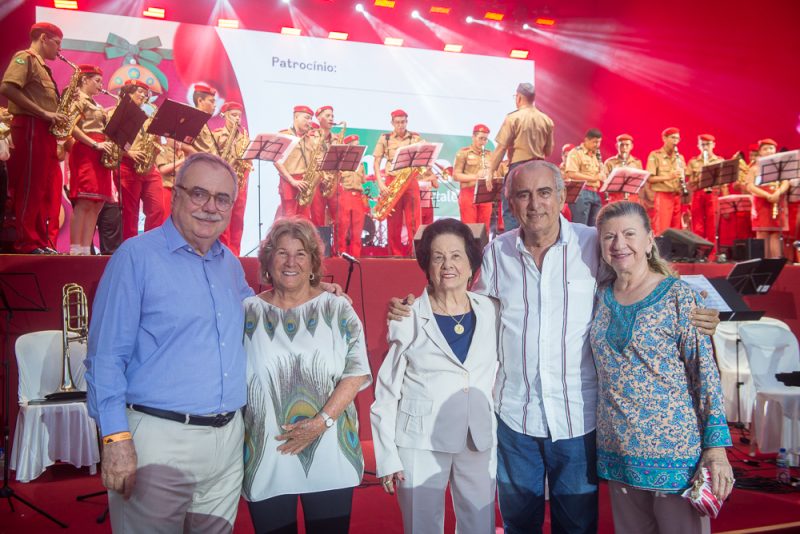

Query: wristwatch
[[319, 410, 334, 429]]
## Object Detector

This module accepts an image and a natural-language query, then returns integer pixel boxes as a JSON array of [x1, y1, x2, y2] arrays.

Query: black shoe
[[43, 247, 59, 254], [30, 247, 52, 254]]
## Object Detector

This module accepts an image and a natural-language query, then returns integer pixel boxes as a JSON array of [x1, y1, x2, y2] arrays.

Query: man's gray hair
[[174, 152, 239, 199], [504, 160, 565, 199]]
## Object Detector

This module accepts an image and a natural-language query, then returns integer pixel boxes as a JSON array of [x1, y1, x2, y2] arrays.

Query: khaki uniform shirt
[[341, 166, 365, 192], [646, 148, 686, 193], [495, 105, 554, 163], [453, 145, 491, 188], [213, 125, 250, 165], [604, 154, 643, 174], [279, 127, 320, 176], [72, 91, 107, 134], [565, 145, 604, 189], [2, 49, 59, 116], [687, 153, 723, 188], [156, 143, 184, 188], [192, 124, 219, 155], [373, 130, 423, 175]]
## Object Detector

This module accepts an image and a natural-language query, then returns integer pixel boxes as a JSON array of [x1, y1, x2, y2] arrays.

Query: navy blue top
[[434, 310, 476, 364]]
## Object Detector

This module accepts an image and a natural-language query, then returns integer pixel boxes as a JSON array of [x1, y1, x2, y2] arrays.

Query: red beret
[[562, 143, 575, 153], [124, 79, 150, 90], [78, 64, 102, 76], [310, 122, 320, 129], [315, 105, 333, 117], [758, 138, 778, 148], [391, 109, 408, 119], [30, 22, 63, 39], [616, 134, 633, 142], [293, 105, 313, 116], [748, 143, 760, 152], [193, 83, 216, 95], [343, 135, 360, 144], [473, 124, 490, 134], [698, 134, 715, 142], [661, 127, 680, 137], [220, 101, 243, 113]]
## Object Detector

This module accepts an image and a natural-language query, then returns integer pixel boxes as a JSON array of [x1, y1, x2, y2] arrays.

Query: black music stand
[[757, 149, 799, 186], [698, 158, 740, 191], [474, 177, 503, 205], [726, 257, 786, 295], [319, 144, 368, 255], [104, 94, 147, 152], [390, 142, 443, 173], [600, 167, 649, 199], [146, 99, 210, 145], [0, 274, 66, 528], [564, 181, 585, 204], [717, 195, 752, 258]]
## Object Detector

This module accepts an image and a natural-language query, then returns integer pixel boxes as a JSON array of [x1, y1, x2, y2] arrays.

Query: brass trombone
[[58, 283, 88, 394]]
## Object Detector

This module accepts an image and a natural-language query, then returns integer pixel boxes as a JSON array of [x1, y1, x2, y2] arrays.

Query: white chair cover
[[713, 317, 791, 424], [738, 323, 800, 464], [9, 330, 100, 482]]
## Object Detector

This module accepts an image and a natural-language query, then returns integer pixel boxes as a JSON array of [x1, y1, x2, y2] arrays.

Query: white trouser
[[109, 408, 244, 534], [396, 442, 496, 534], [608, 480, 710, 534]]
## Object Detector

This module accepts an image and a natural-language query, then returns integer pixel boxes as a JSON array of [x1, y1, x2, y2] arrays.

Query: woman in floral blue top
[[590, 201, 733, 534]]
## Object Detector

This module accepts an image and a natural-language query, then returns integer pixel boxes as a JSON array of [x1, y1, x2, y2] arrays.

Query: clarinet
[[596, 149, 608, 202], [676, 146, 689, 200]]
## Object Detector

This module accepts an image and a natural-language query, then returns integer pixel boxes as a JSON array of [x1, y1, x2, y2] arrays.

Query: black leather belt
[[128, 404, 236, 427]]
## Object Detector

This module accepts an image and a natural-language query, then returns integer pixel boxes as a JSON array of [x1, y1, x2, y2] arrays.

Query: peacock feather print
[[282, 308, 301, 341], [243, 374, 268, 499], [321, 296, 337, 328], [267, 352, 331, 476], [263, 306, 279, 340], [337, 305, 362, 350], [304, 302, 320, 337], [244, 303, 260, 341], [337, 403, 364, 477]]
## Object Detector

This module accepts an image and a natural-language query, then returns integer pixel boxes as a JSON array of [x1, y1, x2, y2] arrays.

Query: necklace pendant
[[453, 324, 465, 335]]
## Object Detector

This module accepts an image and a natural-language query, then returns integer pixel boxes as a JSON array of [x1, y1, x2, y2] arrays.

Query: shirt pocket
[[398, 397, 433, 435]]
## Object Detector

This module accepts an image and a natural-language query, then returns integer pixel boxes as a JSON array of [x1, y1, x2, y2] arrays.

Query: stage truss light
[[218, 18, 239, 28], [281, 0, 291, 4], [466, 16, 473, 23], [143, 7, 165, 18], [535, 17, 556, 26], [444, 44, 462, 53], [411, 10, 420, 19], [329, 31, 349, 40], [281, 26, 301, 35], [384, 37, 403, 46], [523, 23, 530, 30], [430, 6, 450, 14], [510, 49, 529, 59], [374, 0, 395, 7], [355, 3, 365, 13], [53, 0, 78, 9], [484, 12, 503, 21]]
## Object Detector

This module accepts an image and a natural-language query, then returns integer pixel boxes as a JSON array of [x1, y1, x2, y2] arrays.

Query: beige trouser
[[109, 408, 244, 534], [396, 442, 496, 534], [608, 480, 711, 534]]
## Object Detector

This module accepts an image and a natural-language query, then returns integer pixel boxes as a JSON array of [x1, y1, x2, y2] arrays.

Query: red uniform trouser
[[120, 160, 164, 240], [7, 115, 60, 252], [338, 188, 365, 257], [458, 186, 491, 233], [387, 176, 421, 257], [310, 188, 326, 227], [652, 191, 681, 235], [279, 177, 310, 219], [220, 174, 248, 256], [162, 185, 172, 223], [691, 189, 719, 244], [606, 192, 640, 204]]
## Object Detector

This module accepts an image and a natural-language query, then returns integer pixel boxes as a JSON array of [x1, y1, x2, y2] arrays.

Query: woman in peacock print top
[[242, 217, 371, 534], [590, 201, 733, 534]]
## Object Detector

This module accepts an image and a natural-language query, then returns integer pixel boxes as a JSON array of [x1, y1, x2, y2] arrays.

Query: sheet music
[[681, 275, 732, 312]]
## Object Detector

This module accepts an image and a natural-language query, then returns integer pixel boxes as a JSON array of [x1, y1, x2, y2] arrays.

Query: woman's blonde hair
[[258, 217, 325, 287], [595, 201, 676, 284]]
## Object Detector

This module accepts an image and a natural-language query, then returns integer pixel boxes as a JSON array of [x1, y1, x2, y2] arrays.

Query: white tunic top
[[242, 292, 372, 501]]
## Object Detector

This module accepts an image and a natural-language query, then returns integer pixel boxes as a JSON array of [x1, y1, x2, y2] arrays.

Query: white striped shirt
[[474, 216, 599, 441]]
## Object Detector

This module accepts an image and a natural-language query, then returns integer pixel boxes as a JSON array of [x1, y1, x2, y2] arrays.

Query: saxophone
[[297, 132, 326, 206], [101, 142, 121, 169], [133, 116, 162, 175], [219, 115, 241, 164], [49, 54, 82, 139], [373, 166, 423, 221], [232, 130, 253, 188], [0, 107, 11, 140], [321, 121, 346, 198]]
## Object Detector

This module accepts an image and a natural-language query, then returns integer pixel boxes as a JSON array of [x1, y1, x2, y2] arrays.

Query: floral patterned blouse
[[590, 277, 731, 493]]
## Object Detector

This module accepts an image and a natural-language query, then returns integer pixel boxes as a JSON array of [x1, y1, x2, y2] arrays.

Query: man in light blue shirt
[[86, 152, 254, 533]]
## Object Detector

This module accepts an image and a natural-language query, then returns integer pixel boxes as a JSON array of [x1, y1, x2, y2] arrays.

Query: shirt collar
[[162, 216, 224, 258], [25, 48, 46, 67]]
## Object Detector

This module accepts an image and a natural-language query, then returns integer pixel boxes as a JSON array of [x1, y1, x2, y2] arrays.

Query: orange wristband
[[102, 431, 132, 445]]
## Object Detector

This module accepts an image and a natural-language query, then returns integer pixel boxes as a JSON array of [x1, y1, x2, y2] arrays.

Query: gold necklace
[[432, 297, 469, 335]]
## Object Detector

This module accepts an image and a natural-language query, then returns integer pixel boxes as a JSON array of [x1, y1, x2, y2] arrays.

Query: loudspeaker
[[657, 228, 713, 261], [317, 226, 332, 257], [733, 238, 764, 261], [413, 223, 489, 256]]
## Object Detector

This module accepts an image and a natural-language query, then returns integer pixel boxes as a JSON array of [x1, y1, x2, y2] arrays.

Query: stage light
[[484, 11, 503, 21], [355, 3, 364, 13], [494, 22, 503, 30], [466, 16, 473, 23], [510, 49, 529, 59], [411, 10, 420, 19], [535, 17, 556, 26], [143, 7, 165, 18], [281, 26, 301, 35], [53, 0, 78, 9], [374, 0, 395, 7], [523, 23, 530, 30], [281, 0, 290, 4], [329, 31, 349, 40], [384, 37, 403, 46], [218, 18, 239, 28], [430, 6, 450, 14], [444, 44, 462, 53]]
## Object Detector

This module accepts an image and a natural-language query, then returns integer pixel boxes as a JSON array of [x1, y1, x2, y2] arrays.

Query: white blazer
[[371, 289, 500, 478]]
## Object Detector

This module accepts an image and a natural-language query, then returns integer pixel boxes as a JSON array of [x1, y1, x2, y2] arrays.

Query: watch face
[[325, 417, 334, 428]]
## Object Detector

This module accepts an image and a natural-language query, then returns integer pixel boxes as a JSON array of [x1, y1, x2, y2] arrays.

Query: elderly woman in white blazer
[[371, 218, 499, 534]]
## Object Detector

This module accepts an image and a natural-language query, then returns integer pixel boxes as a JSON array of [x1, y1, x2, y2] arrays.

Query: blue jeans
[[496, 415, 598, 534], [569, 189, 602, 227]]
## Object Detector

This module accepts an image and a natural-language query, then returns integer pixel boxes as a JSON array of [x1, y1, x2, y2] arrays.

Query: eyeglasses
[[175, 184, 233, 211]]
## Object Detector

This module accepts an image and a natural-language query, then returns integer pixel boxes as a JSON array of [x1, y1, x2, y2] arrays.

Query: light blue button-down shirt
[[86, 217, 254, 436]]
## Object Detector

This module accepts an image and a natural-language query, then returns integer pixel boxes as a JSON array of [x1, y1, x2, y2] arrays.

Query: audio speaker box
[[657, 228, 713, 261], [733, 238, 764, 261]]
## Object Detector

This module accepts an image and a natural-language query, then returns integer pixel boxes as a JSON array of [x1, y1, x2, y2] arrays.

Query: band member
[[646, 127, 686, 234], [311, 105, 338, 227], [418, 167, 439, 226], [274, 105, 315, 218], [786, 178, 800, 260], [559, 143, 575, 175], [565, 128, 605, 226], [603, 134, 643, 203], [338, 134, 366, 257], [453, 124, 494, 232], [373, 109, 426, 257], [214, 101, 251, 255], [687, 134, 724, 246], [746, 138, 789, 259], [184, 83, 219, 156], [114, 79, 164, 240], [488, 82, 554, 232], [0, 22, 65, 254], [67, 64, 114, 255], [155, 137, 186, 222]]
